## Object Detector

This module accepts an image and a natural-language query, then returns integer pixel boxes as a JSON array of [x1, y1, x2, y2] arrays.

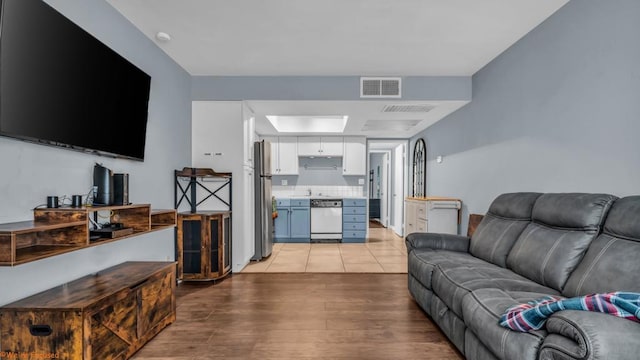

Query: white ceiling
[[248, 100, 468, 137], [107, 0, 569, 137]]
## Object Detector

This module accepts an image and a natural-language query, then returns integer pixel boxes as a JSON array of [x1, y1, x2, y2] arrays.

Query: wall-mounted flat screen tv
[[0, 0, 151, 161]]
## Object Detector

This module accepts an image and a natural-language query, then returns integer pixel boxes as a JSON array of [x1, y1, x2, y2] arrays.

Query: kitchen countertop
[[406, 196, 461, 202], [280, 195, 367, 199]]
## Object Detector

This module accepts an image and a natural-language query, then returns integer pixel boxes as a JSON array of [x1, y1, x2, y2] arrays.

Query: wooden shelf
[[14, 245, 86, 265], [151, 209, 177, 229], [175, 167, 231, 178], [0, 205, 176, 266]]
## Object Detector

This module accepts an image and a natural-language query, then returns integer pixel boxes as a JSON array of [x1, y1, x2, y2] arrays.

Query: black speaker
[[114, 173, 129, 205], [93, 164, 113, 205]]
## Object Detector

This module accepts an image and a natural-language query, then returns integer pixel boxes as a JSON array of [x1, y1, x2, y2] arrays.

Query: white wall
[[191, 101, 255, 272], [0, 0, 191, 305], [411, 0, 640, 234]]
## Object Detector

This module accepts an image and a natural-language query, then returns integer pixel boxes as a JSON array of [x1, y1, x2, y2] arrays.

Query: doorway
[[367, 140, 408, 238], [369, 151, 390, 228]]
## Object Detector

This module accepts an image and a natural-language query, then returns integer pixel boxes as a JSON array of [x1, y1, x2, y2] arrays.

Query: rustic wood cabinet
[[0, 205, 176, 266], [177, 211, 231, 281], [0, 261, 176, 360]]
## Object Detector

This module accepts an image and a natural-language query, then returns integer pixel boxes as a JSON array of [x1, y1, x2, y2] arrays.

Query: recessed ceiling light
[[155, 32, 171, 42], [266, 115, 348, 133]]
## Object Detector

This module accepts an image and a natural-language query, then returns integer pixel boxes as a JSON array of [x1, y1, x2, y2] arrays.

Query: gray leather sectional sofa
[[406, 192, 640, 360]]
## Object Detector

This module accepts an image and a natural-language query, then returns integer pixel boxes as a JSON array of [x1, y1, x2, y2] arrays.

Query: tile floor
[[241, 225, 407, 273]]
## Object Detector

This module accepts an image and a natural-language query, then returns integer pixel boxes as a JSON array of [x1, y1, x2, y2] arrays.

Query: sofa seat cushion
[[408, 249, 493, 291], [432, 261, 559, 318], [462, 288, 555, 360]]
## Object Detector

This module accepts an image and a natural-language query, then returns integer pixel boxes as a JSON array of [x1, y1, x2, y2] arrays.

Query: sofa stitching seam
[[539, 232, 567, 288], [489, 221, 517, 264], [574, 236, 617, 295], [508, 225, 540, 267]]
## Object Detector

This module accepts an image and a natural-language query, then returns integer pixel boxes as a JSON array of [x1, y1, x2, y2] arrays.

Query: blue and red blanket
[[499, 291, 640, 332]]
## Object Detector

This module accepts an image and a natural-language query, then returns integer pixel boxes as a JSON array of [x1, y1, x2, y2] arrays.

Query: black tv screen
[[0, 0, 151, 161]]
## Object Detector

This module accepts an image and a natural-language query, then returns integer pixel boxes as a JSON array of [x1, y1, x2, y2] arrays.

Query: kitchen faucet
[[306, 188, 312, 196]]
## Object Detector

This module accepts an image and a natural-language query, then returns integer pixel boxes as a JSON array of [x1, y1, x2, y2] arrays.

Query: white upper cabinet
[[297, 136, 321, 156], [321, 137, 344, 156], [343, 136, 366, 175], [297, 137, 344, 157], [263, 136, 299, 175], [277, 137, 299, 174], [192, 101, 243, 171]]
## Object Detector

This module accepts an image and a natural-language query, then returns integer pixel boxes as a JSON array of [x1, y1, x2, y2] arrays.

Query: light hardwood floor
[[132, 273, 463, 360], [242, 226, 407, 273]]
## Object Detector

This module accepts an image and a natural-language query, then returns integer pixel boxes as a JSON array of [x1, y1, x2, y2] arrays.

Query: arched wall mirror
[[412, 138, 426, 197]]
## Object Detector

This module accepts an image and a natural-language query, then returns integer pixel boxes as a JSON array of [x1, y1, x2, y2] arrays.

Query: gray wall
[[411, 0, 640, 234], [192, 76, 471, 101], [0, 0, 191, 305]]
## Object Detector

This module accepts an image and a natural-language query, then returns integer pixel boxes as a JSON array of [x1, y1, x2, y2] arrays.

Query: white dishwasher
[[310, 199, 343, 241]]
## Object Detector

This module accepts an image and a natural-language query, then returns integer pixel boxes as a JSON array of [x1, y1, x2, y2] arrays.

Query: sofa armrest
[[405, 232, 470, 253], [539, 310, 640, 360]]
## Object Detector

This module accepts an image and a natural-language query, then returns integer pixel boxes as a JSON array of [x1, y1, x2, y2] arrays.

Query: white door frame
[[391, 143, 405, 237], [367, 139, 409, 237], [380, 152, 390, 228]]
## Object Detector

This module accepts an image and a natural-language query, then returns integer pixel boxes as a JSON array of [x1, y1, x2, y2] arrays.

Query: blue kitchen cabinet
[[342, 198, 367, 243], [274, 199, 290, 242], [274, 198, 310, 243], [290, 199, 310, 242]]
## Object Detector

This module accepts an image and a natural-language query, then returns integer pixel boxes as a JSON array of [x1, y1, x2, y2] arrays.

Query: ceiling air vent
[[361, 120, 421, 131], [382, 104, 434, 113], [360, 77, 401, 98]]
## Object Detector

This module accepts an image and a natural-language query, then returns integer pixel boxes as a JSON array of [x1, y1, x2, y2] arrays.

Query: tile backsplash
[[272, 185, 364, 198]]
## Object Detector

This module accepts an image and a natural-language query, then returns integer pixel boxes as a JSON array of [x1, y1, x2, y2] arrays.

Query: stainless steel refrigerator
[[252, 140, 273, 260]]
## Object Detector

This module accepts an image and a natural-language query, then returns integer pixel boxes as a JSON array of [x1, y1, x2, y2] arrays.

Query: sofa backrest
[[506, 193, 617, 292], [563, 196, 640, 297], [469, 192, 542, 267]]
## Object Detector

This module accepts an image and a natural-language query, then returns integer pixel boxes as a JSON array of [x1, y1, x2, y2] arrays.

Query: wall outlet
[[281, 179, 288, 186], [358, 178, 365, 185]]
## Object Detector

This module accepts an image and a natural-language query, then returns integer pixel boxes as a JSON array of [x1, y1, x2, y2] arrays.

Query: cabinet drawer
[[417, 219, 427, 232], [416, 206, 427, 220], [343, 214, 366, 223], [343, 206, 366, 215], [0, 310, 83, 359], [343, 230, 366, 239], [343, 198, 366, 207], [290, 199, 310, 207], [343, 222, 366, 231], [276, 199, 290, 207]]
